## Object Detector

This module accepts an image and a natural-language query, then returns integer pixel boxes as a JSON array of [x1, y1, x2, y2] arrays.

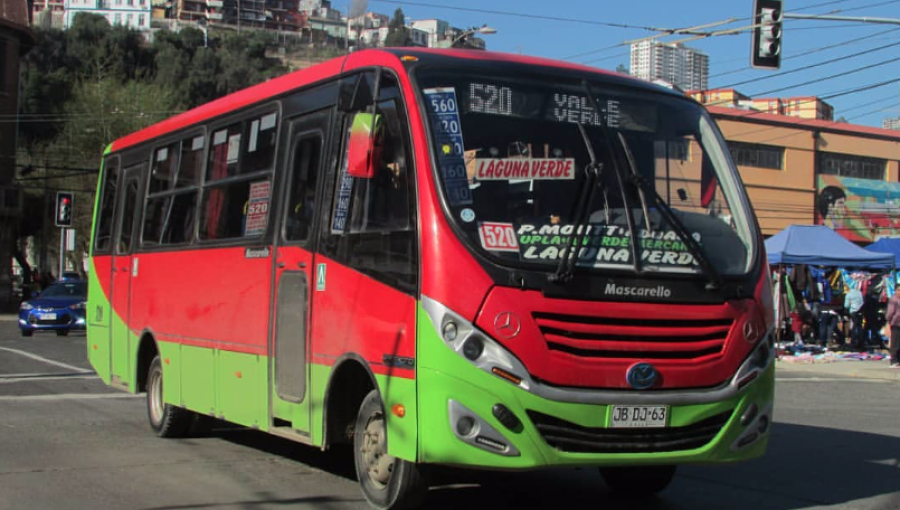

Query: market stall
[[764, 225, 894, 361], [866, 236, 900, 267]]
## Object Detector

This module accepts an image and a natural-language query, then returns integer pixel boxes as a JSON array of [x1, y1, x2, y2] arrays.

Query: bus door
[[271, 110, 330, 433], [109, 163, 145, 388]]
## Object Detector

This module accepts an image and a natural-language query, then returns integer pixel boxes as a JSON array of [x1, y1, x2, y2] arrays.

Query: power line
[[370, 0, 670, 31], [709, 26, 900, 80], [717, 38, 900, 90], [747, 55, 900, 97], [564, 0, 862, 61]]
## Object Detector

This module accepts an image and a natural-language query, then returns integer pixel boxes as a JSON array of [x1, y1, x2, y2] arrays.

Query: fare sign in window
[[478, 222, 519, 252], [424, 87, 471, 206]]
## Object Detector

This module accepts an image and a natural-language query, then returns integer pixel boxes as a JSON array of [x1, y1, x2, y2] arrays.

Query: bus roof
[[109, 48, 675, 154]]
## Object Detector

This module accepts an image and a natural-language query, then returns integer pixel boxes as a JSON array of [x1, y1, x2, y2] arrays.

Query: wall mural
[[817, 174, 900, 242]]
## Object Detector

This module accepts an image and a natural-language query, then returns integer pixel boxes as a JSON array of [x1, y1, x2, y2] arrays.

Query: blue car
[[18, 281, 87, 337]]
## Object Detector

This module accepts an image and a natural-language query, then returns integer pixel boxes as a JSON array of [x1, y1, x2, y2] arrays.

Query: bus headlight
[[424, 296, 532, 392]]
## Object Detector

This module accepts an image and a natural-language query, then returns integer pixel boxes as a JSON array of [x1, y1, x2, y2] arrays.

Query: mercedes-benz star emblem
[[626, 362, 658, 390], [493, 311, 521, 339], [743, 320, 760, 343]]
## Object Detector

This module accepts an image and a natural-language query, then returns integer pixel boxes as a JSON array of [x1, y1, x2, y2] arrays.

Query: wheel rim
[[148, 366, 164, 426], [359, 411, 394, 489]]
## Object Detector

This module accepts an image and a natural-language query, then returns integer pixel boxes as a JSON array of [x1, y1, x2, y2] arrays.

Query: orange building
[[690, 88, 834, 121], [708, 106, 900, 243]]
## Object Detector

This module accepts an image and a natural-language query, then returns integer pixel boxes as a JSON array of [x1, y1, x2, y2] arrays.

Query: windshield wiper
[[619, 135, 724, 291], [581, 82, 643, 276], [548, 123, 601, 284]]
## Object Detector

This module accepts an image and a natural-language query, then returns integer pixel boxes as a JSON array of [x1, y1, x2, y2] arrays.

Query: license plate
[[38, 313, 57, 320], [609, 405, 669, 428]]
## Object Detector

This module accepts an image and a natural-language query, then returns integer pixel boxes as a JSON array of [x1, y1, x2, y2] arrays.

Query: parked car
[[18, 281, 87, 337], [59, 271, 82, 282]]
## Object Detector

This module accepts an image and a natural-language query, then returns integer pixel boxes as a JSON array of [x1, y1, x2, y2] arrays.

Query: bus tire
[[146, 355, 192, 438], [353, 389, 428, 510], [599, 465, 676, 495]]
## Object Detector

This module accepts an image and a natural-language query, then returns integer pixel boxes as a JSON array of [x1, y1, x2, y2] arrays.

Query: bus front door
[[271, 110, 329, 435], [109, 164, 144, 389]]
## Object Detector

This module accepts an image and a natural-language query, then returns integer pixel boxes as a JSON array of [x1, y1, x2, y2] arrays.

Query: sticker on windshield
[[478, 222, 520, 252], [424, 87, 472, 206], [514, 223, 701, 271], [474, 158, 575, 180], [460, 208, 476, 223]]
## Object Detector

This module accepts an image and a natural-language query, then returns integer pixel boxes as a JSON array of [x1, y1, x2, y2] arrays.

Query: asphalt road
[[1, 320, 899, 510]]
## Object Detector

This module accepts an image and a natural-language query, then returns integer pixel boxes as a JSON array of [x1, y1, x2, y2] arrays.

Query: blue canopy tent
[[765, 225, 894, 268], [866, 237, 900, 267]]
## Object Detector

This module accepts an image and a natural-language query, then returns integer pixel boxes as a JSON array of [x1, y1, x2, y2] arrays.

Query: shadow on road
[[204, 419, 900, 510]]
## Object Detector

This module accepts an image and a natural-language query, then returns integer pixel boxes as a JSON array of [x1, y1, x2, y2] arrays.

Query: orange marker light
[[391, 404, 406, 418], [164, 358, 170, 365], [92, 344, 98, 350], [235, 371, 243, 379], [492, 367, 523, 385], [400, 55, 419, 62]]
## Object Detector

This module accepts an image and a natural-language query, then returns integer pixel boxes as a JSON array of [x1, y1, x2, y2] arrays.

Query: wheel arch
[[134, 328, 160, 393], [322, 353, 379, 449]]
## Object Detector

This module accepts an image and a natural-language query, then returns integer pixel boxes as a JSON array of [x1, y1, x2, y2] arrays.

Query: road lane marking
[[0, 393, 141, 401], [776, 377, 893, 383], [0, 347, 93, 374], [0, 374, 99, 384]]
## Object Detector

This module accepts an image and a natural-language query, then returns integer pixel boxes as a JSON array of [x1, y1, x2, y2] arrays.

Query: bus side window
[[200, 110, 277, 241], [284, 135, 322, 242], [93, 155, 120, 254]]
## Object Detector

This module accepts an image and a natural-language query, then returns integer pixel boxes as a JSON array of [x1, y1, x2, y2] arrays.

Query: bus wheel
[[146, 355, 192, 438], [600, 465, 676, 495], [353, 390, 428, 510]]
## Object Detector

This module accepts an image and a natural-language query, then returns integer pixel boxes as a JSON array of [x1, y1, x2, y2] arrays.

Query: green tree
[[18, 28, 72, 144], [384, 8, 413, 47]]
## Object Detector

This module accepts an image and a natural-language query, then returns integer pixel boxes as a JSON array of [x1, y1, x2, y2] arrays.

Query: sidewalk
[[776, 355, 900, 382]]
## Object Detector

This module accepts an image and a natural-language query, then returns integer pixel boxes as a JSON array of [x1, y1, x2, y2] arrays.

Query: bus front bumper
[[417, 363, 774, 470]]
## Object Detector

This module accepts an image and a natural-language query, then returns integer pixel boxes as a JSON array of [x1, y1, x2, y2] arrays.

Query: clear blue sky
[[340, 0, 900, 128]]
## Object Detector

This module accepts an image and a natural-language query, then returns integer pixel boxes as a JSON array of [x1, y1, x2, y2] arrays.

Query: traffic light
[[55, 191, 74, 227], [751, 0, 783, 70]]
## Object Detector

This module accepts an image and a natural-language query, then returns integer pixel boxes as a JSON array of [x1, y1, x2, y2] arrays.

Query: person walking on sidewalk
[[884, 283, 900, 368]]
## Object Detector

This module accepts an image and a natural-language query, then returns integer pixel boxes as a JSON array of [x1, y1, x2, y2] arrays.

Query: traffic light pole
[[58, 228, 65, 277]]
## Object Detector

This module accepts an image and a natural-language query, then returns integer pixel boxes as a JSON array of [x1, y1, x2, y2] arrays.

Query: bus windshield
[[417, 69, 756, 277]]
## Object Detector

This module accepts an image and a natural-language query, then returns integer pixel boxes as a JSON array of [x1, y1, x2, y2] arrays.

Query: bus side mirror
[[346, 112, 382, 179]]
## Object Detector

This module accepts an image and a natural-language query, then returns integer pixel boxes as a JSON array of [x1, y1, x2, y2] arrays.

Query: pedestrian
[[814, 301, 840, 349], [884, 283, 900, 368], [844, 284, 864, 351]]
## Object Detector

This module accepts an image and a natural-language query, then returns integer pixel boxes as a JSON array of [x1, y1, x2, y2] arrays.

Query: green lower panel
[[217, 350, 267, 430], [158, 342, 182, 406], [374, 372, 418, 462], [181, 346, 216, 416], [87, 324, 110, 385]]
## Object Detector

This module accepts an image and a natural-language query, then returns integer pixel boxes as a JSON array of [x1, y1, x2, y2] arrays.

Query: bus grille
[[527, 410, 732, 454], [532, 312, 734, 360]]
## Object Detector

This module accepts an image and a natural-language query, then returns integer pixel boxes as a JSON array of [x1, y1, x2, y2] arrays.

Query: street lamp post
[[198, 16, 208, 47], [451, 24, 496, 49]]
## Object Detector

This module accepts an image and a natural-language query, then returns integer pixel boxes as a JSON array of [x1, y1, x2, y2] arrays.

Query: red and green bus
[[87, 48, 774, 509]]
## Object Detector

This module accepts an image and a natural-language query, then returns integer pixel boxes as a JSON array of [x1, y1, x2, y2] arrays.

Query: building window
[[728, 141, 784, 170], [818, 152, 885, 180]]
